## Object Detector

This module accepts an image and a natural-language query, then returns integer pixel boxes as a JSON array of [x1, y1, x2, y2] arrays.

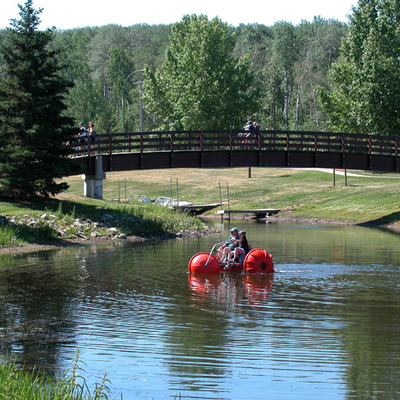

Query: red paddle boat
[[188, 240, 274, 274]]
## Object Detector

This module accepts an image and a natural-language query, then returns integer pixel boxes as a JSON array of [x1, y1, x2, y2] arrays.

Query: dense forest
[[0, 16, 348, 133], [2, 0, 399, 201]]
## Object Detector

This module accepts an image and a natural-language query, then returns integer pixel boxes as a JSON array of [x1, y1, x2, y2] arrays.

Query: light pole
[[121, 68, 145, 133], [132, 81, 144, 133]]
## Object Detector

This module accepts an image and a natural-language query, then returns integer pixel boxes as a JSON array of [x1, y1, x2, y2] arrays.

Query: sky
[[1, 0, 357, 30]]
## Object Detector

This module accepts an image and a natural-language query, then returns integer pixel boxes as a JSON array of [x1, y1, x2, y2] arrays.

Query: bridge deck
[[70, 129, 400, 174]]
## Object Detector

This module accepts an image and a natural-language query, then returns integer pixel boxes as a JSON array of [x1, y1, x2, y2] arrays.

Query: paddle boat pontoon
[[188, 240, 274, 274]]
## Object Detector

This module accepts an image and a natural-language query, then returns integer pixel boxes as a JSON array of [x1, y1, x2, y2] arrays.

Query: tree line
[[62, 16, 349, 133], [1, 0, 399, 199], [1, 10, 348, 133]]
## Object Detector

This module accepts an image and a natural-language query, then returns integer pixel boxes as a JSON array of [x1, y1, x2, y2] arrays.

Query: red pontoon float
[[188, 240, 274, 274]]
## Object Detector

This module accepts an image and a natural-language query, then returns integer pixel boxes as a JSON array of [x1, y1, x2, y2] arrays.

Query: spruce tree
[[0, 0, 79, 199]]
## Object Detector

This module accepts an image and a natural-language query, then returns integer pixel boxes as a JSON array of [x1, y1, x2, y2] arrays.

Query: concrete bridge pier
[[82, 156, 106, 199]]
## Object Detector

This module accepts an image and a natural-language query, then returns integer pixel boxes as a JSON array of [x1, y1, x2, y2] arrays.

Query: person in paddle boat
[[226, 230, 250, 268], [217, 227, 240, 263]]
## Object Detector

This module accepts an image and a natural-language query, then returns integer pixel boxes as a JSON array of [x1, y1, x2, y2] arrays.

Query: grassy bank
[[0, 194, 206, 248], [1, 167, 400, 248], [61, 167, 400, 225], [0, 355, 111, 400]]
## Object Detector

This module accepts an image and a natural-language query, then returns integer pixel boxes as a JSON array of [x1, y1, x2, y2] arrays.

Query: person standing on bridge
[[242, 121, 255, 149], [248, 121, 260, 147], [78, 122, 87, 151], [88, 121, 96, 150], [253, 121, 260, 137], [244, 121, 254, 133]]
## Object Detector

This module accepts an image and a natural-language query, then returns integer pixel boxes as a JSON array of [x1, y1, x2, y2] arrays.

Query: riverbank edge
[[0, 227, 217, 255], [204, 212, 400, 232], [1, 212, 399, 255]]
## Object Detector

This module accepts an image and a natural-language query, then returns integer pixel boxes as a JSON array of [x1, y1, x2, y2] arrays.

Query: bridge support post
[[82, 175, 94, 197], [82, 156, 106, 199]]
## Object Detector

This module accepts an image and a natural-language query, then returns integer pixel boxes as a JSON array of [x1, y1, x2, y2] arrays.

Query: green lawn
[[60, 167, 400, 224], [1, 167, 399, 248]]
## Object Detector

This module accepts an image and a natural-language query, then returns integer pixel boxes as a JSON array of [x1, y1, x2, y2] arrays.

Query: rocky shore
[[0, 212, 216, 255], [1, 209, 399, 256]]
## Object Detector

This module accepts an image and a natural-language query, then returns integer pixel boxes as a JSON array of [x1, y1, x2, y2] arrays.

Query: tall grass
[[0, 352, 113, 400], [0, 197, 207, 248], [0, 225, 21, 246], [0, 222, 58, 247]]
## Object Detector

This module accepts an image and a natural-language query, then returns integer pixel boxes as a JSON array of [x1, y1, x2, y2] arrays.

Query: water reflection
[[0, 252, 75, 370], [0, 222, 399, 399], [188, 273, 274, 307]]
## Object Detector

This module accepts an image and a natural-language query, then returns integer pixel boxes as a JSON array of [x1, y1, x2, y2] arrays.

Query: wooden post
[[118, 178, 120, 201], [248, 166, 252, 178], [176, 178, 179, 206], [227, 181, 231, 222], [333, 168, 348, 186], [219, 181, 223, 222]]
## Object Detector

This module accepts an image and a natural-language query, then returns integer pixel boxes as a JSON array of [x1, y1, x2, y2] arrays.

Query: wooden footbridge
[[71, 129, 400, 174], [70, 130, 399, 200]]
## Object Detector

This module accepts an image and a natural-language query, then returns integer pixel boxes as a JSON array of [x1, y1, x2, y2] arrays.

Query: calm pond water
[[1, 220, 400, 399]]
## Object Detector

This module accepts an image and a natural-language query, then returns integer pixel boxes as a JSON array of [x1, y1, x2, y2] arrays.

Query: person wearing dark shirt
[[77, 121, 87, 151], [217, 227, 239, 262], [227, 230, 250, 266], [253, 121, 260, 137]]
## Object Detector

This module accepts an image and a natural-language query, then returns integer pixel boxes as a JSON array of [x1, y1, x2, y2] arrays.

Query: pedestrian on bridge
[[78, 122, 87, 151]]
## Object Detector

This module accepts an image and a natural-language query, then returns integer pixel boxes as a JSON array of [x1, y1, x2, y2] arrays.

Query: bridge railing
[[68, 130, 399, 158]]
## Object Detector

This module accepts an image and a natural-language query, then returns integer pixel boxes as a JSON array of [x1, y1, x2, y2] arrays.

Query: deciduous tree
[[144, 15, 258, 130], [318, 0, 400, 135]]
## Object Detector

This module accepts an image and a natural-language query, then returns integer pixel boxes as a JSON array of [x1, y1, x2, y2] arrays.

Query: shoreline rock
[[1, 210, 399, 256]]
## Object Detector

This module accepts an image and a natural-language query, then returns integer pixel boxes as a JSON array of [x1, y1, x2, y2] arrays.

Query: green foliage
[[0, 8, 351, 135], [0, 196, 207, 247], [234, 18, 347, 131], [318, 0, 400, 135], [0, 351, 112, 399], [0, 0, 79, 200], [51, 24, 170, 133], [0, 225, 21, 246], [294, 17, 348, 130], [144, 14, 259, 130], [53, 28, 100, 126], [0, 216, 58, 247]]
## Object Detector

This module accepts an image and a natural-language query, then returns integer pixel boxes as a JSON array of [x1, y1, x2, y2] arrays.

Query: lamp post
[[122, 68, 145, 133], [132, 81, 144, 133]]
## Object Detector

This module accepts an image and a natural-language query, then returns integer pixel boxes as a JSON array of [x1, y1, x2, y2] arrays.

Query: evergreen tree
[[0, 0, 79, 199]]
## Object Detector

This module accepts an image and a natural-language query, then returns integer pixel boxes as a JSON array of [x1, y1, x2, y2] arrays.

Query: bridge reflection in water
[[70, 130, 399, 174]]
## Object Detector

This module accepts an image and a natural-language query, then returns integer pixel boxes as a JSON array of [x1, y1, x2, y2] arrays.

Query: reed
[[0, 352, 112, 400], [0, 225, 20, 246]]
